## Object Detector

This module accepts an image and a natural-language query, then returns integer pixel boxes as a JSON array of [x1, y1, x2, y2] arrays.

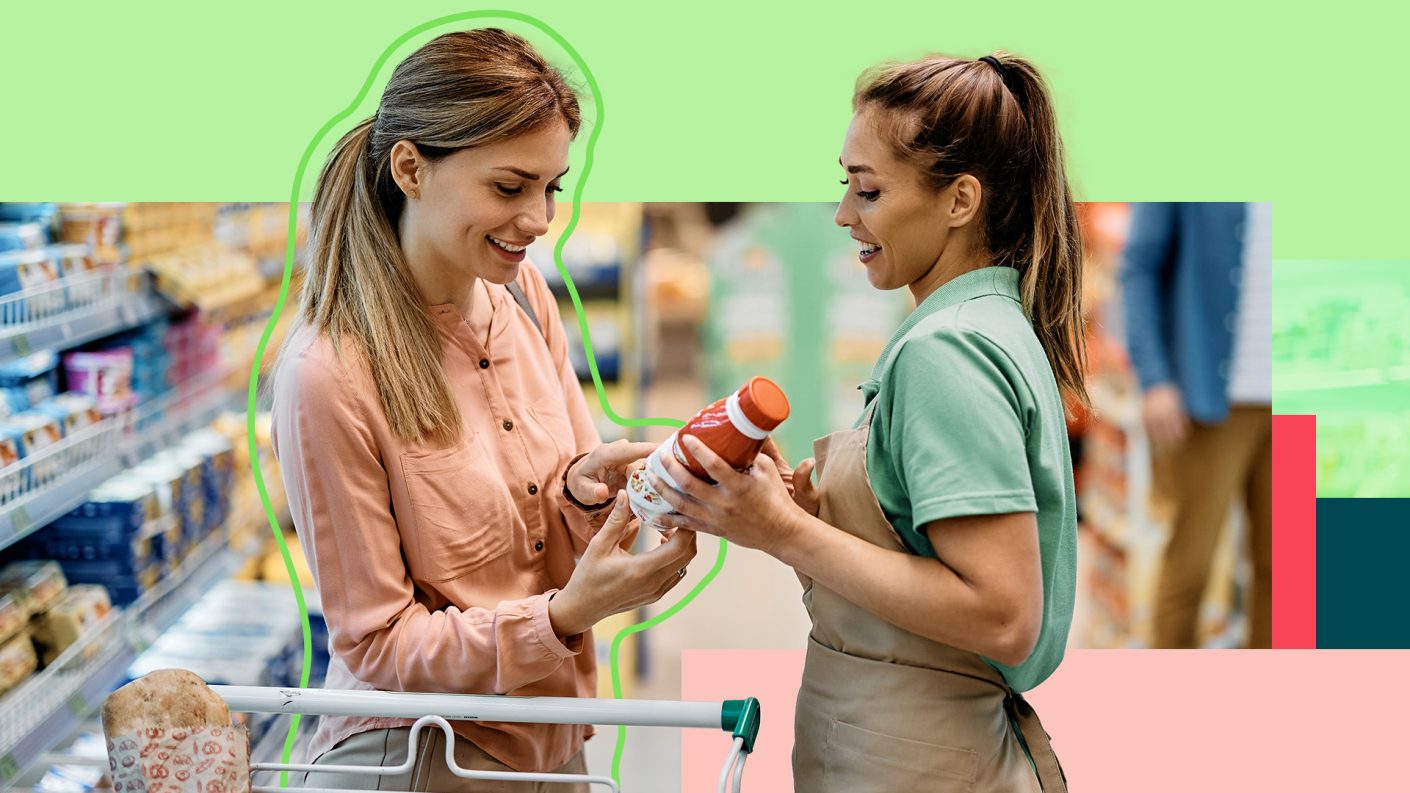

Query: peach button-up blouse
[[270, 262, 611, 773]]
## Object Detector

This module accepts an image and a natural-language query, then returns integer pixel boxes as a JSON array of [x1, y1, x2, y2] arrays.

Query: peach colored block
[[683, 648, 1403, 791], [682, 650, 804, 793]]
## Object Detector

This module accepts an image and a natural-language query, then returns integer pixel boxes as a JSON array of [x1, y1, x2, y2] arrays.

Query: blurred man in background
[[1120, 202, 1272, 648]]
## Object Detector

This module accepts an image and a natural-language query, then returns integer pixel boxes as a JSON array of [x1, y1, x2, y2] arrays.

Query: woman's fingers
[[589, 492, 632, 552], [599, 440, 659, 468], [617, 517, 641, 551]]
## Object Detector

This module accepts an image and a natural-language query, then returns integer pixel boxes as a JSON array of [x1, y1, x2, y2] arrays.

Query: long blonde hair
[[855, 52, 1088, 408], [297, 28, 581, 447]]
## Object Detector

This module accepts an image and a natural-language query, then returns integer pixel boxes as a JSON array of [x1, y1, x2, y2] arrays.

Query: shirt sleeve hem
[[912, 491, 1037, 525], [532, 590, 583, 660]]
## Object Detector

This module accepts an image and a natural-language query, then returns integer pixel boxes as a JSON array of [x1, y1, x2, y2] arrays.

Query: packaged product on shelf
[[56, 558, 160, 608], [102, 321, 171, 401], [57, 203, 124, 250], [36, 392, 103, 438], [0, 248, 64, 317], [0, 425, 23, 500], [184, 428, 234, 497], [4, 410, 65, 484], [0, 630, 38, 694], [0, 221, 48, 253], [31, 583, 112, 666], [152, 448, 208, 542], [0, 350, 61, 409], [128, 459, 188, 559], [0, 587, 25, 643], [0, 559, 69, 614], [63, 347, 137, 414], [51, 242, 107, 303], [174, 435, 229, 533], [0, 202, 57, 224], [23, 477, 165, 576]]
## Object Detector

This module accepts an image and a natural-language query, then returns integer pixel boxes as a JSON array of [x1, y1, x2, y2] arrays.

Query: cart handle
[[211, 686, 759, 739]]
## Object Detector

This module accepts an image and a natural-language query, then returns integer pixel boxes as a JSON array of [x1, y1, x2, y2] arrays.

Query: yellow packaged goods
[[31, 584, 112, 666], [0, 588, 25, 643], [0, 559, 68, 616], [0, 631, 38, 695]]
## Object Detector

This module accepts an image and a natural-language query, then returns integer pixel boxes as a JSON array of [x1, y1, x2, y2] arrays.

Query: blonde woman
[[652, 53, 1079, 791], [270, 29, 696, 792]]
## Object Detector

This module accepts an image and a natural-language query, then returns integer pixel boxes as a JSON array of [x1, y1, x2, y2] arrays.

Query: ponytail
[[303, 117, 462, 447], [999, 58, 1088, 410]]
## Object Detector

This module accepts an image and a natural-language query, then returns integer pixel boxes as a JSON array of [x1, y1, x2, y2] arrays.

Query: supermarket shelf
[[0, 368, 238, 553], [0, 271, 170, 366], [0, 527, 255, 785]]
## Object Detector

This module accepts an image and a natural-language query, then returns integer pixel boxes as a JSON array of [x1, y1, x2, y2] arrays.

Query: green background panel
[[0, 1, 1406, 259]]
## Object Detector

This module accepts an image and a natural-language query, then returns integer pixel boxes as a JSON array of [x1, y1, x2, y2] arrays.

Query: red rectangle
[[1272, 414, 1316, 648]]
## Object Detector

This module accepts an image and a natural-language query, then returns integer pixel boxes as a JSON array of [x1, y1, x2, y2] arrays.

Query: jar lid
[[737, 376, 789, 432]]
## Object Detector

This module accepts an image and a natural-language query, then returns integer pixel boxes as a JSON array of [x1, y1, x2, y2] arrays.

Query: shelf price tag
[[12, 334, 30, 356]]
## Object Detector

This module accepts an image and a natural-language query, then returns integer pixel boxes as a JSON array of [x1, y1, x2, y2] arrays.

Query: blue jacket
[[1118, 202, 1248, 424]]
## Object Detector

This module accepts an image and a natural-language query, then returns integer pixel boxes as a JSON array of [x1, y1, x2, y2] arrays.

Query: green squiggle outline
[[247, 11, 726, 788]]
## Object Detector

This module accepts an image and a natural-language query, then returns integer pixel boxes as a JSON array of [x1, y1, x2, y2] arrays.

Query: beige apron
[[792, 401, 1068, 792]]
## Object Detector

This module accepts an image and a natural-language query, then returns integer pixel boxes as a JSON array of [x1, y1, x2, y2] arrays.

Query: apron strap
[[1004, 692, 1068, 792]]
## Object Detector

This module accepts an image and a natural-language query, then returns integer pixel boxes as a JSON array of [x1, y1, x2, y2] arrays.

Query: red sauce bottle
[[673, 376, 790, 483]]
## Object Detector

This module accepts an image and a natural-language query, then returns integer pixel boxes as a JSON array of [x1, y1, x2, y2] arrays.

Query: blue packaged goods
[[0, 203, 56, 223], [55, 560, 159, 606], [152, 450, 206, 541], [6, 411, 63, 484], [127, 461, 186, 560], [52, 244, 103, 305], [0, 222, 47, 253], [0, 249, 63, 318], [15, 529, 153, 573], [0, 351, 60, 408], [34, 393, 101, 438]]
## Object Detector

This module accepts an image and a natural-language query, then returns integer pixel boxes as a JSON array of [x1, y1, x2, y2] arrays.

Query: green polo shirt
[[862, 266, 1076, 693]]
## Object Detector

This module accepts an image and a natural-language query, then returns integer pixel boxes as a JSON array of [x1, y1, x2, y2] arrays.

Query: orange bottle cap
[[738, 376, 790, 432]]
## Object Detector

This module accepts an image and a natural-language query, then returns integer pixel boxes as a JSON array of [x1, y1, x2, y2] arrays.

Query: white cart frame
[[213, 686, 760, 793]]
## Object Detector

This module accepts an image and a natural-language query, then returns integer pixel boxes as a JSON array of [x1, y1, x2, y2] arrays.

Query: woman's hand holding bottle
[[548, 492, 697, 638]]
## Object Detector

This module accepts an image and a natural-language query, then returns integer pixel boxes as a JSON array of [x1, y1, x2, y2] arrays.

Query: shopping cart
[[213, 686, 760, 793]]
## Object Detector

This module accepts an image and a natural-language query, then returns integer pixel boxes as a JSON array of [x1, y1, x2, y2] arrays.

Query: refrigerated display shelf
[[0, 369, 238, 553], [0, 527, 255, 786], [0, 271, 169, 366]]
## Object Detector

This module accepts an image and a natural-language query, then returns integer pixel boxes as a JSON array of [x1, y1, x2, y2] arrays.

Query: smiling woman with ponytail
[[270, 29, 697, 792], [649, 51, 1080, 792]]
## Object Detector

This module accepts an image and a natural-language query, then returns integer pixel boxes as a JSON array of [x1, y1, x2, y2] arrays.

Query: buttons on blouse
[[479, 358, 490, 369], [534, 540, 544, 552], [502, 419, 514, 431], [527, 483, 539, 495]]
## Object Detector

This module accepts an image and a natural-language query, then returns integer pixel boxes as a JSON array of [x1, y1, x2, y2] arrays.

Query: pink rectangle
[[1272, 415, 1316, 648], [683, 648, 1401, 791]]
